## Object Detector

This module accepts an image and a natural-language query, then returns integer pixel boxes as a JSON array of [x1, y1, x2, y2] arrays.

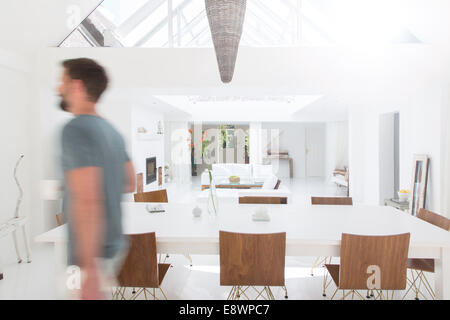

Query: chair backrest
[[238, 196, 287, 204], [311, 196, 353, 205], [134, 189, 168, 203], [117, 232, 159, 288], [274, 180, 281, 190], [417, 208, 450, 231], [136, 173, 144, 193], [339, 233, 410, 290], [219, 231, 286, 286]]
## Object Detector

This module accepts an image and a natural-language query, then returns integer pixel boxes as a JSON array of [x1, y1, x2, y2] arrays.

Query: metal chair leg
[[12, 230, 22, 263], [421, 271, 436, 299], [322, 257, 332, 296], [159, 287, 168, 300], [330, 288, 339, 300], [21, 225, 31, 263], [282, 286, 288, 299]]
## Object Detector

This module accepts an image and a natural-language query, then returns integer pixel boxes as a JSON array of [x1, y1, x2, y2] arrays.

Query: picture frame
[[409, 154, 429, 216]]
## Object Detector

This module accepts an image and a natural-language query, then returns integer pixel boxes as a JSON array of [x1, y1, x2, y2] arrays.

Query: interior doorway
[[305, 126, 326, 177], [379, 112, 400, 204]]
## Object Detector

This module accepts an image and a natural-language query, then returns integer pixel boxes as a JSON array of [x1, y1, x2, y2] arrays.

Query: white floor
[[0, 177, 434, 300]]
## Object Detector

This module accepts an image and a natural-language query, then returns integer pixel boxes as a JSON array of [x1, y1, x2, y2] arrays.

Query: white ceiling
[[14, 0, 450, 123], [154, 95, 324, 122], [3, 0, 450, 52]]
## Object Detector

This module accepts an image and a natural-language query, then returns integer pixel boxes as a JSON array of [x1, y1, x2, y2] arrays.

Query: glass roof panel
[[60, 0, 422, 48]]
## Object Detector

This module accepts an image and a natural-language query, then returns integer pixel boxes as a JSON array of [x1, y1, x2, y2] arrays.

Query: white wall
[[325, 121, 349, 179], [0, 50, 31, 263], [261, 122, 326, 178], [164, 121, 191, 184], [249, 122, 263, 165], [0, 0, 103, 55], [379, 113, 396, 203], [131, 105, 165, 192], [348, 107, 381, 205], [441, 68, 450, 217], [348, 82, 442, 210]]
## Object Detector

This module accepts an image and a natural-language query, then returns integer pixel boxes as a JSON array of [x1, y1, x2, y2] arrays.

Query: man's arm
[[123, 161, 136, 193], [66, 167, 104, 271]]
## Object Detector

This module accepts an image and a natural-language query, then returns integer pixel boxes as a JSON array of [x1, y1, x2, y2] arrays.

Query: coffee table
[[201, 179, 263, 190]]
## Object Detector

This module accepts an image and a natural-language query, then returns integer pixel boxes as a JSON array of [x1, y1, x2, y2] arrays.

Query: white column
[[441, 77, 450, 217], [249, 122, 262, 165]]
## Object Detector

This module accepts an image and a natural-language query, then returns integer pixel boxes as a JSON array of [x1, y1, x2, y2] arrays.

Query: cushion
[[252, 164, 273, 177], [212, 163, 251, 178], [227, 164, 252, 177], [262, 175, 279, 190], [212, 164, 232, 177]]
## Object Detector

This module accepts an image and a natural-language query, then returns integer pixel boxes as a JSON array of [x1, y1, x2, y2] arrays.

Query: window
[[60, 0, 421, 48]]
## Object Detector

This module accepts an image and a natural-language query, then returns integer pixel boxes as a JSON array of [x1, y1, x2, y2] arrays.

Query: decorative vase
[[207, 172, 219, 216]]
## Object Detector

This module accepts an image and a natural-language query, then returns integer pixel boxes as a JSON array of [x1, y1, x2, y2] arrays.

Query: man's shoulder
[[63, 115, 107, 134], [62, 117, 97, 144], [63, 116, 90, 130], [63, 116, 123, 144]]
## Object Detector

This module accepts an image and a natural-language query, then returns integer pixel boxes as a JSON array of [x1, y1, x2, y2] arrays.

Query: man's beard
[[59, 96, 69, 111]]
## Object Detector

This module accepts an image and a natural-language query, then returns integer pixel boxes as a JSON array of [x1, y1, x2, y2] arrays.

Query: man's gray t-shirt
[[61, 115, 129, 266]]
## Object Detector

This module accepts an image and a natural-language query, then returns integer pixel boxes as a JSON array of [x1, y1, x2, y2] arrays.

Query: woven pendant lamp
[[205, 0, 246, 83]]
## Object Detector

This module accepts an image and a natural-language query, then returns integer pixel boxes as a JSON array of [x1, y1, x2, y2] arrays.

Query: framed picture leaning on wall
[[410, 154, 429, 216]]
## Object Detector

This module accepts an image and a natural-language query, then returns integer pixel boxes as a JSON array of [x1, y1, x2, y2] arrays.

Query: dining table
[[35, 201, 450, 299]]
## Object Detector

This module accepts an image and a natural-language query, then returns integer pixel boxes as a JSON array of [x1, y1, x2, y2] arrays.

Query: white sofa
[[200, 163, 275, 187], [199, 163, 291, 202]]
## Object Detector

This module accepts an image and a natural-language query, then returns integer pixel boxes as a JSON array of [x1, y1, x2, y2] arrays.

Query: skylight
[[60, 0, 421, 48]]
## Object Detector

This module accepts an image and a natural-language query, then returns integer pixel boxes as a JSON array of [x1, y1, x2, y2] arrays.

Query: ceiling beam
[[164, 9, 207, 47], [135, 0, 194, 47], [116, 0, 166, 37]]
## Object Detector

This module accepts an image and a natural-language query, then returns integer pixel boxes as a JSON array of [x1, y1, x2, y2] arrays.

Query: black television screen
[[146, 157, 157, 185]]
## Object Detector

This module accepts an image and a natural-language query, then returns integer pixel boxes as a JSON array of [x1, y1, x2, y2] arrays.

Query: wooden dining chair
[[133, 189, 192, 267], [311, 196, 353, 206], [310, 196, 353, 296], [274, 180, 281, 190], [114, 232, 170, 300], [402, 208, 450, 300], [220, 231, 287, 300], [238, 196, 288, 204], [134, 189, 168, 203], [134, 189, 174, 263], [325, 233, 410, 300]]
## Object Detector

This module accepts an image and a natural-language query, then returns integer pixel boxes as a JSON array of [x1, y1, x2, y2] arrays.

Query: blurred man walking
[[58, 58, 135, 299]]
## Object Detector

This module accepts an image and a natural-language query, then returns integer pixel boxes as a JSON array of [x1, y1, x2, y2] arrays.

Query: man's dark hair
[[62, 58, 108, 103]]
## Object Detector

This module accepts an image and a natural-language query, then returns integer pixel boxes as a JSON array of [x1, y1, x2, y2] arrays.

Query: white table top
[[36, 202, 450, 250]]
